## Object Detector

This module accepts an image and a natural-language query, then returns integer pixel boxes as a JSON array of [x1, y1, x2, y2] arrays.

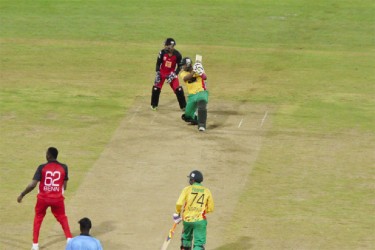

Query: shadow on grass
[[213, 236, 253, 250]]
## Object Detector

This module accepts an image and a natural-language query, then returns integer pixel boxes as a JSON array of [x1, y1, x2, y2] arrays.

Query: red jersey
[[156, 49, 182, 76], [33, 161, 68, 200]]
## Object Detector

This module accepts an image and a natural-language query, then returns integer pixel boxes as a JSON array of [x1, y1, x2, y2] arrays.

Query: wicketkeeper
[[179, 57, 208, 131], [173, 170, 214, 250], [150, 38, 186, 111]]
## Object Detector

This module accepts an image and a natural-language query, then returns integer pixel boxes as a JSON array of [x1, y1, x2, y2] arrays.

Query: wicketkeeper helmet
[[164, 38, 176, 46], [188, 170, 203, 183], [180, 57, 192, 67]]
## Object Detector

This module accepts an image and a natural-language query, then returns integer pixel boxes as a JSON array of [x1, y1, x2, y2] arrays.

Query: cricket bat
[[160, 223, 178, 250], [195, 54, 202, 63]]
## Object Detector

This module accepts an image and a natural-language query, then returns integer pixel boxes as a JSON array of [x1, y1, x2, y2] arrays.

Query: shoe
[[151, 105, 157, 111], [198, 127, 206, 132], [31, 244, 39, 250]]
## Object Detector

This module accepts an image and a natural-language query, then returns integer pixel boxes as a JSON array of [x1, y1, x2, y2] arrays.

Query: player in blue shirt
[[66, 217, 103, 250]]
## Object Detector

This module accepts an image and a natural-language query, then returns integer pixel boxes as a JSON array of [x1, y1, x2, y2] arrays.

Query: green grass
[[232, 131, 374, 249], [1, 0, 374, 249]]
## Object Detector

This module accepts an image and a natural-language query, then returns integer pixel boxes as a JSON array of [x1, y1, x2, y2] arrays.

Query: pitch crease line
[[238, 118, 244, 128], [129, 106, 141, 122], [260, 111, 268, 128]]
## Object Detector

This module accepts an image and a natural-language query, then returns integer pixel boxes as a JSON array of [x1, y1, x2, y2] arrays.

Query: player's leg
[[151, 71, 166, 110], [33, 198, 48, 244], [180, 221, 194, 250], [170, 79, 186, 111], [151, 86, 161, 110], [151, 76, 166, 110], [197, 100, 207, 131], [50, 200, 72, 239], [192, 220, 207, 250], [175, 86, 187, 111], [197, 91, 208, 131], [182, 94, 198, 124]]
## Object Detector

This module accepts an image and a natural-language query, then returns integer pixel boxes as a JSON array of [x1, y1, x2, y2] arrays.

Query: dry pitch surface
[[5, 94, 270, 249]]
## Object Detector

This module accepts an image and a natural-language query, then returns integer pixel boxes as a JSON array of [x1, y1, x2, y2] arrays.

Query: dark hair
[[79, 217, 92, 230], [47, 147, 58, 159]]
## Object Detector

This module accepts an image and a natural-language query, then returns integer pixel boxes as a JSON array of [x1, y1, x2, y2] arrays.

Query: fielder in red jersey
[[17, 147, 72, 250], [151, 38, 186, 111]]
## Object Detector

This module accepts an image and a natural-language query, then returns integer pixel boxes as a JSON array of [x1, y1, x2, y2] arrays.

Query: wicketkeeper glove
[[166, 72, 177, 84], [154, 71, 161, 84], [173, 213, 182, 224], [193, 63, 205, 76]]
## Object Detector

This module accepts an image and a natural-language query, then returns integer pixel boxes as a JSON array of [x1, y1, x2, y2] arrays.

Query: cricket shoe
[[198, 127, 206, 132], [31, 244, 39, 250], [150, 105, 157, 111]]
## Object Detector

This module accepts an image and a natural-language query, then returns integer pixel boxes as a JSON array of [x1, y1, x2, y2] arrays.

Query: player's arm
[[183, 70, 195, 82], [175, 194, 184, 214], [155, 50, 164, 72], [18, 165, 43, 203], [17, 179, 38, 203], [174, 51, 182, 75], [183, 71, 207, 82], [62, 163, 69, 191], [193, 62, 207, 79], [205, 189, 214, 213], [183, 64, 207, 82], [175, 187, 188, 214]]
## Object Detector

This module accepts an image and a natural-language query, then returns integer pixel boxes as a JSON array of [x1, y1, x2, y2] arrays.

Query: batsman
[[173, 170, 214, 250], [179, 57, 208, 131]]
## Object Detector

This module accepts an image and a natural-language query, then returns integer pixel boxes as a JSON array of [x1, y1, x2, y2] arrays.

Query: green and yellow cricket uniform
[[179, 71, 209, 122], [176, 183, 214, 249]]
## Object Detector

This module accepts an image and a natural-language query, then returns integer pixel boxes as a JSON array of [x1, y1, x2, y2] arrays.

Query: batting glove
[[173, 213, 182, 224], [154, 71, 161, 84], [193, 63, 205, 76], [166, 72, 177, 84]]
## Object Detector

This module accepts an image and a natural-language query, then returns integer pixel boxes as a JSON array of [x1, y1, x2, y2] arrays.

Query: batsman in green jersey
[[179, 57, 208, 132], [173, 170, 214, 250]]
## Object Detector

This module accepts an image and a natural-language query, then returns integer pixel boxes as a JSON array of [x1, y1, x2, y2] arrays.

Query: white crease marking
[[238, 118, 244, 128], [260, 111, 268, 128]]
